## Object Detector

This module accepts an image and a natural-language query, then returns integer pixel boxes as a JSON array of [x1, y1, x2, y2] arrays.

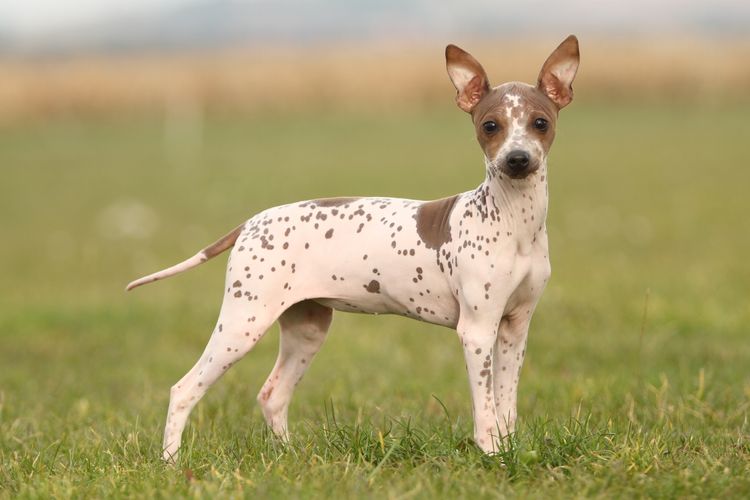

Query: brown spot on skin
[[313, 197, 360, 207], [415, 195, 459, 250], [260, 386, 274, 401], [201, 223, 245, 258], [325, 229, 334, 239], [364, 280, 381, 293]]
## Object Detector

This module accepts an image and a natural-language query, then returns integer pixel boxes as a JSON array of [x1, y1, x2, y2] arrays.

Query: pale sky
[[2, 0, 748, 37], [0, 0, 185, 34]]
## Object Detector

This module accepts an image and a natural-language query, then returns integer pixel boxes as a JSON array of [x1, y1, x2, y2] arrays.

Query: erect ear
[[445, 44, 491, 113], [537, 35, 580, 109]]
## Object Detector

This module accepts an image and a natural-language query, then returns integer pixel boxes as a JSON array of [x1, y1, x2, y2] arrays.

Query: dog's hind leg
[[161, 302, 282, 463], [257, 300, 333, 440]]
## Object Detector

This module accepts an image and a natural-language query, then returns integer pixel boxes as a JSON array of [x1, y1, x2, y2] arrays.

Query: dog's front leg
[[492, 310, 533, 439], [457, 314, 503, 453]]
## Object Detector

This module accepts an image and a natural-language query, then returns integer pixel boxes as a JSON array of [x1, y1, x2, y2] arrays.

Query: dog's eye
[[482, 121, 498, 134], [533, 118, 549, 132]]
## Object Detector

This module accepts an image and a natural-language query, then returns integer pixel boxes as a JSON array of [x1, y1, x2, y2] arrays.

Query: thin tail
[[125, 223, 245, 291]]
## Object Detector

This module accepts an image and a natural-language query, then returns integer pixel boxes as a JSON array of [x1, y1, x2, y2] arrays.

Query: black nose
[[506, 150, 530, 171]]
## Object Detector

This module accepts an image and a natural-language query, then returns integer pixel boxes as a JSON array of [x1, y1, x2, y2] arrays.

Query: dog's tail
[[125, 223, 245, 291]]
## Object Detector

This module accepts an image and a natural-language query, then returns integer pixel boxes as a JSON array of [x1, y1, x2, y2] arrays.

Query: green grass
[[1, 101, 749, 498]]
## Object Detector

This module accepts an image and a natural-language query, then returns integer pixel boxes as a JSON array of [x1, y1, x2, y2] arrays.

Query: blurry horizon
[[0, 1, 748, 122], [2, 0, 749, 56]]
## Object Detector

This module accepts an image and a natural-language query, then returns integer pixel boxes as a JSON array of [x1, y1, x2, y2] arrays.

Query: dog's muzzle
[[500, 150, 539, 179]]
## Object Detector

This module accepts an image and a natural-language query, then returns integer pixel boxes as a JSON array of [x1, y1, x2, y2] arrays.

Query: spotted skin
[[127, 36, 580, 461]]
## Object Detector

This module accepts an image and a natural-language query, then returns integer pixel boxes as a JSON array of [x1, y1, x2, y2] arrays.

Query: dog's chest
[[446, 185, 551, 311]]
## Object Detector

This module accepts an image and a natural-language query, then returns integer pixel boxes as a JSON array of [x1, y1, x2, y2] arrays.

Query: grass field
[[1, 101, 749, 497]]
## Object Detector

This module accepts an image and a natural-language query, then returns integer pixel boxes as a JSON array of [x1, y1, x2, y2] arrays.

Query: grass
[[1, 100, 749, 497]]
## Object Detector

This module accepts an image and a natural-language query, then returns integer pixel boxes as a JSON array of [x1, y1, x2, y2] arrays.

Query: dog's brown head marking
[[446, 35, 579, 180]]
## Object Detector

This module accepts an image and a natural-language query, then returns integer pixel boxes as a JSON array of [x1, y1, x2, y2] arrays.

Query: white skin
[[130, 37, 579, 461]]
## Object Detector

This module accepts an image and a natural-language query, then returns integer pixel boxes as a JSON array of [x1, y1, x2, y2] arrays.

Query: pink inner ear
[[458, 75, 486, 112], [541, 73, 572, 108], [553, 61, 578, 83]]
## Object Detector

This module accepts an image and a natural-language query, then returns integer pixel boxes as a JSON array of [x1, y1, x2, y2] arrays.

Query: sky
[[0, 0, 185, 34], [2, 0, 749, 38]]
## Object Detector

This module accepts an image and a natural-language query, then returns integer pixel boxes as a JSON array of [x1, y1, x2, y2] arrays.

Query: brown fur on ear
[[446, 44, 491, 113], [537, 35, 580, 109]]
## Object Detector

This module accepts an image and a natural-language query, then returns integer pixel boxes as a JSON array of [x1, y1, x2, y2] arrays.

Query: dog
[[127, 35, 579, 462]]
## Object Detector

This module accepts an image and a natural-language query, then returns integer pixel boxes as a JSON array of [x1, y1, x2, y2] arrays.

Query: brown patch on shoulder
[[202, 223, 245, 258], [364, 280, 381, 293], [314, 197, 360, 207], [414, 195, 459, 249]]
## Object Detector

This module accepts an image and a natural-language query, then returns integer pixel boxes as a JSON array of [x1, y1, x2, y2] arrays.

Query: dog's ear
[[537, 35, 580, 109], [446, 44, 491, 113]]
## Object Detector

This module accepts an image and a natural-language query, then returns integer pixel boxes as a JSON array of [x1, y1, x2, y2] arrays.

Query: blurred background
[[1, 0, 749, 300], [1, 1, 749, 493], [1, 1, 750, 120]]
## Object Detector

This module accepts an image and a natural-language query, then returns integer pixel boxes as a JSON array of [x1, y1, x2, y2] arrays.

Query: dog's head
[[446, 36, 579, 180]]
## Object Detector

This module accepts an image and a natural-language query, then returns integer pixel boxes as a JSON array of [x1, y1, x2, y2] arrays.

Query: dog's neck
[[474, 159, 549, 244]]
